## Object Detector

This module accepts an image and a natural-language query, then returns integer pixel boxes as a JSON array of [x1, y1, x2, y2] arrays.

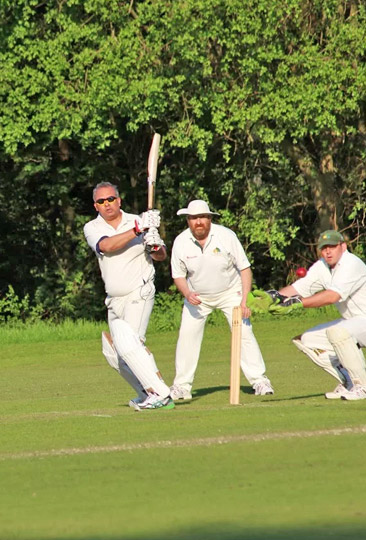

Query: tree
[[0, 0, 365, 318]]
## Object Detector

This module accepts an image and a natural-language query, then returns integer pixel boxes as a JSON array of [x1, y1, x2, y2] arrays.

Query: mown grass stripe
[[1, 425, 366, 461]]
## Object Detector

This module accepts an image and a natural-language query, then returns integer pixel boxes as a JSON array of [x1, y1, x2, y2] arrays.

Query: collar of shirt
[[188, 228, 214, 251], [96, 210, 127, 230]]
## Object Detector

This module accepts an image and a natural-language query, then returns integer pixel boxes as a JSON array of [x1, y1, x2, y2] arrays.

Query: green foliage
[[0, 281, 340, 339], [0, 285, 43, 324], [148, 286, 183, 332], [1, 0, 366, 318]]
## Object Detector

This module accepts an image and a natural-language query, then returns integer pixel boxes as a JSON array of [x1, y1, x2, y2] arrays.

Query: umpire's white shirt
[[293, 250, 366, 319], [171, 223, 250, 294], [84, 211, 154, 297]]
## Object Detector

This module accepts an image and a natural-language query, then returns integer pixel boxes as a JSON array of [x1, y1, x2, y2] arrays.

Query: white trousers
[[105, 282, 170, 398], [299, 317, 366, 382], [105, 280, 156, 342], [174, 288, 269, 391], [301, 317, 366, 350]]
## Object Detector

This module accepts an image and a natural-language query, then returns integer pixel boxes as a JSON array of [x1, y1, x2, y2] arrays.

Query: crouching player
[[252, 230, 366, 400]]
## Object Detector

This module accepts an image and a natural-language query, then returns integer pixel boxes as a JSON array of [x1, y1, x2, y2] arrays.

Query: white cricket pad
[[109, 319, 170, 397], [292, 338, 344, 383], [326, 326, 366, 386], [102, 331, 119, 371], [102, 331, 146, 398], [123, 346, 170, 397]]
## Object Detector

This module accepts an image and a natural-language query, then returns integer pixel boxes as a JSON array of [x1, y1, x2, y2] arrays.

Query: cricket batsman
[[84, 181, 174, 410]]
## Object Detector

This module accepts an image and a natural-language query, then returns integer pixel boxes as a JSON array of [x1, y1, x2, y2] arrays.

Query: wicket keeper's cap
[[317, 230, 345, 249], [177, 200, 219, 216]]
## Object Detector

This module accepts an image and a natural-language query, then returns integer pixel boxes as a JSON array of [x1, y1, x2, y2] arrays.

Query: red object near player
[[296, 267, 307, 277]]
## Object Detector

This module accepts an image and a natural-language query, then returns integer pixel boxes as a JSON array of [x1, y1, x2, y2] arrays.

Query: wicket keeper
[[261, 230, 366, 400]]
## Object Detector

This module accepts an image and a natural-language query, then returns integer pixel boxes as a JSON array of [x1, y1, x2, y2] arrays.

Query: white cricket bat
[[147, 133, 161, 210], [145, 133, 162, 252]]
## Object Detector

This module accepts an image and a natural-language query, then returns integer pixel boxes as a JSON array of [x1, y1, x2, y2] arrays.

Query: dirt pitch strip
[[1, 425, 366, 461]]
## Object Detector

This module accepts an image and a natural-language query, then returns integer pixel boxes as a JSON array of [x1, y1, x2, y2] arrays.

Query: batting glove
[[268, 295, 303, 316], [134, 210, 161, 235], [143, 228, 165, 253]]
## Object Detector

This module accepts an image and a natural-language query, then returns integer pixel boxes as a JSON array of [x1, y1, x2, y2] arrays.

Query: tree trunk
[[283, 140, 341, 232]]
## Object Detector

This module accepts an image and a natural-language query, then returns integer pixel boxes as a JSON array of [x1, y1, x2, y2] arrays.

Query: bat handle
[[147, 180, 155, 210]]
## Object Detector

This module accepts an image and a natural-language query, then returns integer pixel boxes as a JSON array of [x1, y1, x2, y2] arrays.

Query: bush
[[149, 287, 183, 332], [148, 287, 340, 332], [0, 283, 340, 339], [0, 285, 43, 325]]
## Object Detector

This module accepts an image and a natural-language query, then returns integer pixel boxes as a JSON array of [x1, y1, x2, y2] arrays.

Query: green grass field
[[1, 316, 365, 540]]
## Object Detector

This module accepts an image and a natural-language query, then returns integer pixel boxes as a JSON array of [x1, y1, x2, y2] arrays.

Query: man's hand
[[269, 295, 304, 315], [134, 210, 161, 234], [240, 299, 252, 319], [246, 289, 288, 313], [144, 229, 165, 253], [185, 291, 201, 305]]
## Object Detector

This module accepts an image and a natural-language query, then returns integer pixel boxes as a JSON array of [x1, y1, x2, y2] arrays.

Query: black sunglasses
[[95, 196, 118, 205]]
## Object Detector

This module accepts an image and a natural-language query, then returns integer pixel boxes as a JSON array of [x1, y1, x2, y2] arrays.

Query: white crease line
[[0, 401, 318, 423], [1, 425, 366, 461]]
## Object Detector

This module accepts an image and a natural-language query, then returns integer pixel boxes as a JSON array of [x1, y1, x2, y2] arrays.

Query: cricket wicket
[[230, 305, 242, 405]]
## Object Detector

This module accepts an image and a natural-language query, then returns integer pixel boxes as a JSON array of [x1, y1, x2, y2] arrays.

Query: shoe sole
[[129, 400, 142, 410], [325, 393, 344, 399], [135, 401, 175, 411], [171, 396, 192, 402], [341, 396, 366, 401]]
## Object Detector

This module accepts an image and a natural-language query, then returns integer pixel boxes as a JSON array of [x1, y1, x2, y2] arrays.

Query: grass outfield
[[1, 316, 365, 540]]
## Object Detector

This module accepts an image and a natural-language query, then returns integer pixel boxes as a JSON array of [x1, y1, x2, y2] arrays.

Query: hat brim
[[318, 241, 341, 249], [176, 209, 219, 216]]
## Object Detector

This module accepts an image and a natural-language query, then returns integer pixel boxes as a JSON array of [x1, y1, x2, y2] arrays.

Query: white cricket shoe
[[135, 394, 175, 411], [170, 384, 192, 401], [341, 384, 366, 401], [325, 383, 352, 400], [253, 380, 274, 395], [128, 394, 147, 410]]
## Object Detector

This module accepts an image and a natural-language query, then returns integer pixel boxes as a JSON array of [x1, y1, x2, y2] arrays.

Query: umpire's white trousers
[[174, 288, 268, 391]]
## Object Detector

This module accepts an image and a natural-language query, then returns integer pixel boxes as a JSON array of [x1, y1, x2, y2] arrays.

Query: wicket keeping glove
[[143, 228, 165, 253], [247, 289, 288, 313], [134, 210, 161, 235], [268, 295, 303, 315]]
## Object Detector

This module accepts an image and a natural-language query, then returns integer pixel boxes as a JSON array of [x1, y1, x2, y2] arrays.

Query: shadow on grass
[[269, 393, 325, 402], [193, 384, 254, 399], [175, 385, 324, 404], [35, 523, 365, 540]]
